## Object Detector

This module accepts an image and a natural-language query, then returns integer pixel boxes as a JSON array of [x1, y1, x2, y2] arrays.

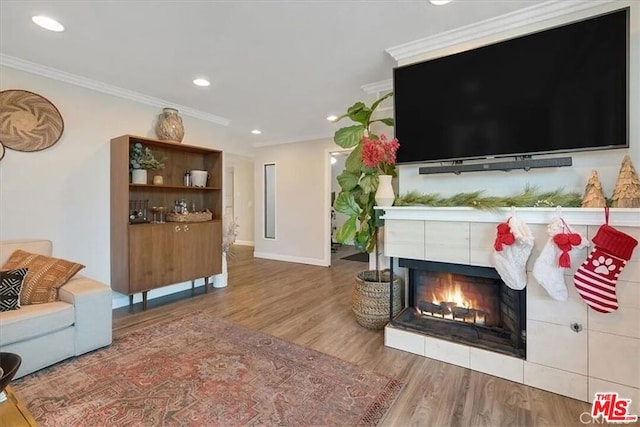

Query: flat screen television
[[393, 8, 629, 165]]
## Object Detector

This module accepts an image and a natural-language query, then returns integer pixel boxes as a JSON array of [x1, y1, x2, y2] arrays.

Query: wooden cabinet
[[181, 222, 222, 278], [110, 135, 223, 307]]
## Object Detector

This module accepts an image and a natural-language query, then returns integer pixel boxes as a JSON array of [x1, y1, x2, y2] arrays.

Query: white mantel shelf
[[377, 206, 639, 227]]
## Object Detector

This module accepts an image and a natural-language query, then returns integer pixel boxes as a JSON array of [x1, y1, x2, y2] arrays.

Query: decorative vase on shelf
[[131, 169, 147, 184], [155, 107, 184, 142], [375, 174, 395, 207]]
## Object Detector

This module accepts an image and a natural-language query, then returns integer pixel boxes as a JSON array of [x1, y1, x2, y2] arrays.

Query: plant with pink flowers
[[362, 134, 400, 175], [331, 92, 398, 255]]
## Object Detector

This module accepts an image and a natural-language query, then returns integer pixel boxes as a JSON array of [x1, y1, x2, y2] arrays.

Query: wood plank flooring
[[113, 245, 592, 426]]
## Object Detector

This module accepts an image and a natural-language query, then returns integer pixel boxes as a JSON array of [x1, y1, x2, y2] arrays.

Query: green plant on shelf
[[130, 143, 165, 171]]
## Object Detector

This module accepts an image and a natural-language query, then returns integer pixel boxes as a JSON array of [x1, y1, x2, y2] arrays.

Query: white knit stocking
[[491, 216, 535, 290], [533, 218, 587, 301]]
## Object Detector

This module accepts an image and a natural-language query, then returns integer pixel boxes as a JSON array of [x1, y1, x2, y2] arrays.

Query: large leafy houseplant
[[333, 93, 402, 329], [332, 92, 397, 262]]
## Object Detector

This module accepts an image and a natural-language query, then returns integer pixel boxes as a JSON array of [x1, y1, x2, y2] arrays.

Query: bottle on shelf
[[174, 199, 188, 214], [183, 170, 191, 187]]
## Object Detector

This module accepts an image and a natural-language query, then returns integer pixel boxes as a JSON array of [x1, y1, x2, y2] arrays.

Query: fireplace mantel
[[379, 206, 640, 404], [377, 206, 639, 227]]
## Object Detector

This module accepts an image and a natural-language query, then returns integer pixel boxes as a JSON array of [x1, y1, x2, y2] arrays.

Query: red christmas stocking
[[574, 209, 638, 314]]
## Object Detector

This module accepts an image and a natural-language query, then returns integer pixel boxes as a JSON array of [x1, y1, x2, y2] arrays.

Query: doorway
[[329, 150, 362, 265]]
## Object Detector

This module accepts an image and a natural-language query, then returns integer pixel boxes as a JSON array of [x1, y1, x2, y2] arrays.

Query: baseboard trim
[[253, 251, 329, 267], [111, 279, 210, 309]]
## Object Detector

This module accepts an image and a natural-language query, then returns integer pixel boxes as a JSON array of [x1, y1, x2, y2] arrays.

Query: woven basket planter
[[352, 270, 402, 330]]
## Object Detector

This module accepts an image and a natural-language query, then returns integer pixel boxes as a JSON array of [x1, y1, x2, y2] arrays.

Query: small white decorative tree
[[213, 215, 238, 288]]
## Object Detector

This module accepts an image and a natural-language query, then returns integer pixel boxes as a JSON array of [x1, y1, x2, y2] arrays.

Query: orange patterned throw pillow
[[1, 250, 85, 305]]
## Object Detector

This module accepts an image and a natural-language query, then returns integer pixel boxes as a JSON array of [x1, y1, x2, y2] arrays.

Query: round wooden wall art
[[0, 89, 64, 152]]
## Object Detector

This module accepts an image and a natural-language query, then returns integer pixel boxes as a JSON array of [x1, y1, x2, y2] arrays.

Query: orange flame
[[430, 274, 477, 309]]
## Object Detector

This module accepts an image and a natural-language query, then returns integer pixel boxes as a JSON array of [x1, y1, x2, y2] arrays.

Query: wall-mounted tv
[[394, 8, 629, 165]]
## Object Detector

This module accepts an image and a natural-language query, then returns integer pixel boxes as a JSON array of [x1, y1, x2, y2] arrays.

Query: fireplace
[[392, 259, 526, 359]]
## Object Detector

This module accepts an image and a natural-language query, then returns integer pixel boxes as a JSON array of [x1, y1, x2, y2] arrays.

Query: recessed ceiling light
[[32, 15, 64, 32], [251, 129, 262, 135], [193, 78, 210, 87], [430, 0, 452, 5], [326, 115, 338, 122]]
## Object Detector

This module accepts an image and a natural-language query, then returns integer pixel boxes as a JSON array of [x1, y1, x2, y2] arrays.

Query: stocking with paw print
[[574, 208, 638, 313]]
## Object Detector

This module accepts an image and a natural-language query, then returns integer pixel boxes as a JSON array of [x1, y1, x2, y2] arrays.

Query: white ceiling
[[0, 0, 548, 148]]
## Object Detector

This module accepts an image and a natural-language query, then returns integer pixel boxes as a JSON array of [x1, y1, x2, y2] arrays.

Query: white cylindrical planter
[[190, 170, 208, 187], [212, 252, 228, 288], [375, 174, 395, 206], [131, 169, 147, 184]]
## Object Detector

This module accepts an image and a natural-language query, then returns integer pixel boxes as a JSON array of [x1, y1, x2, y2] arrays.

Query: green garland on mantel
[[394, 186, 585, 210]]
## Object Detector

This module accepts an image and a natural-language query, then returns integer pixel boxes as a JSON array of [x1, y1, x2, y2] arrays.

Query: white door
[[224, 166, 234, 219]]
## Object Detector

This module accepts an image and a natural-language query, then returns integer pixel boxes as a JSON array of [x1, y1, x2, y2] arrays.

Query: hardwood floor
[[113, 245, 592, 426]]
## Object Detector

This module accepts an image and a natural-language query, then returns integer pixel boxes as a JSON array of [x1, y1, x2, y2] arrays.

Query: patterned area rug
[[14, 312, 402, 426]]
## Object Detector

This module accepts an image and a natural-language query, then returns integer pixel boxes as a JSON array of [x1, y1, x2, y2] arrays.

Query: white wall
[[0, 66, 254, 307], [398, 1, 639, 198], [398, 150, 631, 198], [225, 153, 254, 245], [253, 138, 336, 266]]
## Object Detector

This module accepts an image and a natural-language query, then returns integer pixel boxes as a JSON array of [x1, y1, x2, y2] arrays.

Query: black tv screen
[[394, 8, 629, 165]]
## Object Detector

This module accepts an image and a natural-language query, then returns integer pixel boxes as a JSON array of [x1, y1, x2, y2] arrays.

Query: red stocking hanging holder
[[574, 207, 638, 313]]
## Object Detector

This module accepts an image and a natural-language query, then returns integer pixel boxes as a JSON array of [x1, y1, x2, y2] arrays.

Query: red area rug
[[14, 312, 402, 426]]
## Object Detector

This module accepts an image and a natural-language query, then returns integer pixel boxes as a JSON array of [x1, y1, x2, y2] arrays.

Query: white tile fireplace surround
[[379, 207, 639, 403]]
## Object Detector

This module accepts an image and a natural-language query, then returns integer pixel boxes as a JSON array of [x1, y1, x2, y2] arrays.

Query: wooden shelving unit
[[110, 135, 223, 309]]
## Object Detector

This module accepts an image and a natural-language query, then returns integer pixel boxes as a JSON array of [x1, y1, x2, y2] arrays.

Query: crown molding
[[361, 79, 393, 95], [0, 54, 231, 126], [386, 0, 618, 62]]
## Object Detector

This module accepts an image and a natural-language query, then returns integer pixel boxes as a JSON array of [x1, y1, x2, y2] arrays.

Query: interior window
[[264, 163, 276, 239]]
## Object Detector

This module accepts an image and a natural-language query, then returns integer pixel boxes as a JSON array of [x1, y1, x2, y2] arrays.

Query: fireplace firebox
[[392, 259, 526, 358]]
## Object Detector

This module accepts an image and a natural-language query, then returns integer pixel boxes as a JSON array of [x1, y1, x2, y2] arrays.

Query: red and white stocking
[[533, 218, 587, 301], [574, 209, 638, 313], [491, 216, 534, 290]]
